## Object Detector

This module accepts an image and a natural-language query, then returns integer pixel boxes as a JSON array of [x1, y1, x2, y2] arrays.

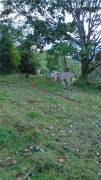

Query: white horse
[[50, 71, 58, 81], [50, 71, 75, 89]]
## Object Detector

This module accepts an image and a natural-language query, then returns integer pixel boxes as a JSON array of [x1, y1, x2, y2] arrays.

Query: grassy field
[[0, 74, 101, 180]]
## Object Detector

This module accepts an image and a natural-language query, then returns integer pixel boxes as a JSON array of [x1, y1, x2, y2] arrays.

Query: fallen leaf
[[58, 156, 66, 164], [5, 157, 17, 165], [32, 83, 37, 88]]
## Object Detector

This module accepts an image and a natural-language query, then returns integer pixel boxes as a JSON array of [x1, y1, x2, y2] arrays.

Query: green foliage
[[27, 111, 43, 119], [0, 127, 17, 144], [0, 25, 14, 72], [11, 47, 21, 68], [65, 59, 81, 77], [45, 53, 59, 72], [19, 48, 36, 74], [0, 24, 21, 73], [46, 43, 77, 72], [51, 42, 76, 56], [2, 0, 101, 78], [32, 51, 48, 73], [18, 35, 48, 74]]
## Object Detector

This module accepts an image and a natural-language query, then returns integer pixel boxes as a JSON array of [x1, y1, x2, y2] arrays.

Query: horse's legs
[[66, 79, 73, 91], [61, 80, 65, 88]]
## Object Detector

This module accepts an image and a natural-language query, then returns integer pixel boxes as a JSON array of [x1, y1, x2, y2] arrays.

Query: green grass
[[0, 74, 101, 180]]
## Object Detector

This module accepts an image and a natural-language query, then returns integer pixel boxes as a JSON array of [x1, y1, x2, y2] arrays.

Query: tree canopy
[[1, 0, 101, 77]]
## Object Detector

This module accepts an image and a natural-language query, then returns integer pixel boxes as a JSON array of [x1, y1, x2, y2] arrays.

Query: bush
[[19, 50, 36, 74]]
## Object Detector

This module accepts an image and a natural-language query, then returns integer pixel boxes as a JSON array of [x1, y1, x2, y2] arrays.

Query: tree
[[46, 51, 59, 72], [2, 0, 101, 78], [47, 42, 76, 72], [18, 37, 36, 74], [0, 24, 19, 73]]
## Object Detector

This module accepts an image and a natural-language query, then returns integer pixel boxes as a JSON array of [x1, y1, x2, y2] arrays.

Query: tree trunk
[[81, 61, 90, 79], [62, 56, 69, 72], [64, 56, 69, 72]]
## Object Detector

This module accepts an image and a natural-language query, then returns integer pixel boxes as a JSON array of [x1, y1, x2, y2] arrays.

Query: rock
[[98, 172, 101, 176], [31, 146, 45, 153], [96, 152, 100, 157]]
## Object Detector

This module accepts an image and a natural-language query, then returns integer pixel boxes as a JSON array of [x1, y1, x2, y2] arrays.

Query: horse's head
[[50, 71, 58, 81]]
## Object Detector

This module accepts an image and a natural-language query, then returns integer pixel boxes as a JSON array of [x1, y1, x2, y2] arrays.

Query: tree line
[[0, 0, 101, 79]]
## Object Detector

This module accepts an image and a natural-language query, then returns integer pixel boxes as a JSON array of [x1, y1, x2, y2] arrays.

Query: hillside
[[0, 74, 101, 180]]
